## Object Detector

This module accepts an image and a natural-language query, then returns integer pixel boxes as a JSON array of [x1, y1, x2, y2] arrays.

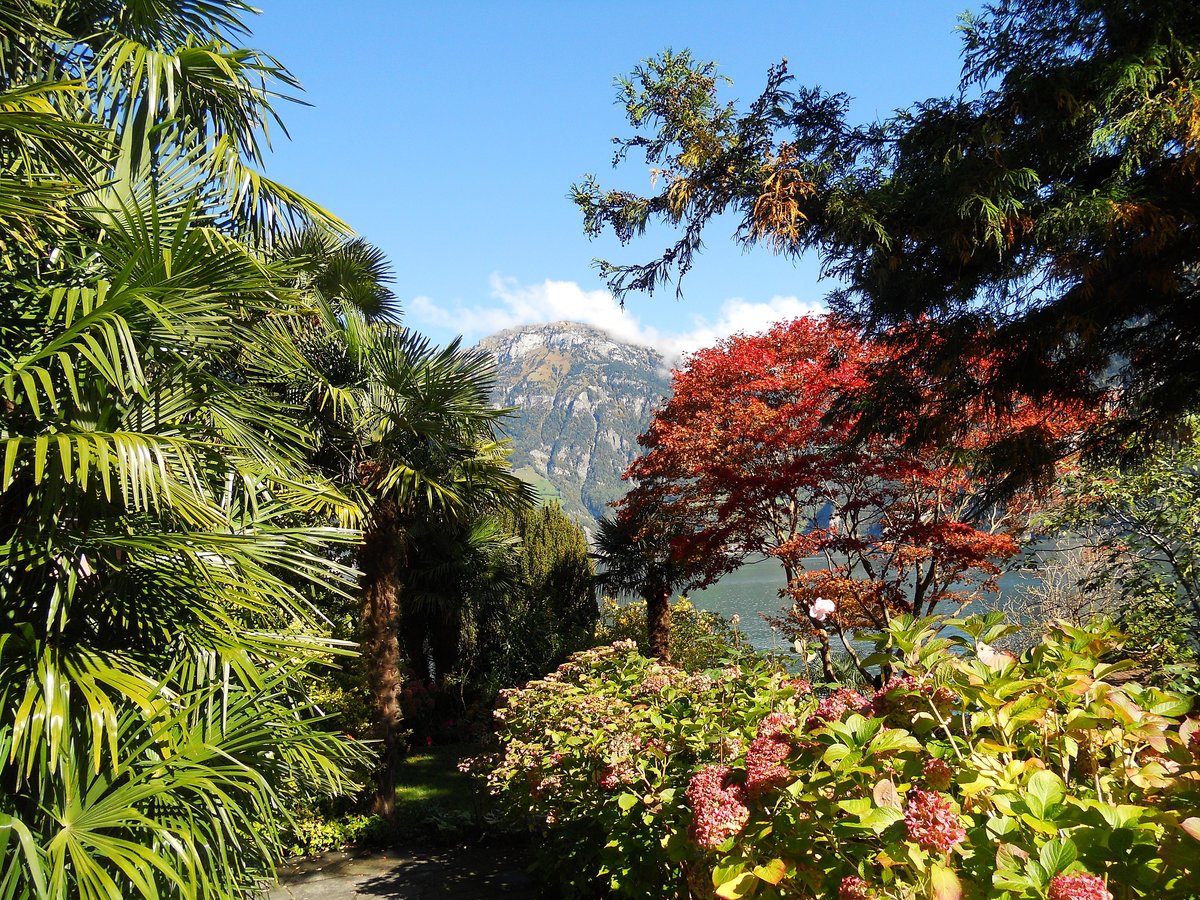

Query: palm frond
[[0, 645, 368, 898]]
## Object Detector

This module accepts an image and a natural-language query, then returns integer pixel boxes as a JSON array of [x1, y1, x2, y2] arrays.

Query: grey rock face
[[476, 322, 671, 524]]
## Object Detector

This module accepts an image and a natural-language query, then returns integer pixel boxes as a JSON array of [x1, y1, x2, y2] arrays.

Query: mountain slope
[[476, 322, 671, 524]]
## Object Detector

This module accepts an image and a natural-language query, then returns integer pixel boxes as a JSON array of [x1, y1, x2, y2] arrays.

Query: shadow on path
[[267, 838, 541, 899]]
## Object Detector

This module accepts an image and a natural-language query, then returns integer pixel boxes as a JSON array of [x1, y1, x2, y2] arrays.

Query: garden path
[[265, 840, 539, 899]]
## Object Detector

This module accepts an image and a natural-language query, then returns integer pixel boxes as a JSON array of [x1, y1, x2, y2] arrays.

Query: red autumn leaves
[[619, 315, 1086, 637]]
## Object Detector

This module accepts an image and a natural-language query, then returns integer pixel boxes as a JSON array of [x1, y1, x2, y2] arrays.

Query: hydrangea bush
[[480, 616, 1200, 898]]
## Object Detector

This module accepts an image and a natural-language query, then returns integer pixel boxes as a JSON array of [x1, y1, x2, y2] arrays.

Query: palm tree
[[262, 216, 552, 815], [1, 3, 368, 895], [402, 513, 525, 684], [594, 509, 691, 662], [263, 228, 539, 815], [354, 331, 535, 816]]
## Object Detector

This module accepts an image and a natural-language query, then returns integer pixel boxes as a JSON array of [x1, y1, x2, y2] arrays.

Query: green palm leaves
[[1, 2, 370, 896], [3, 2, 540, 891], [0, 198, 367, 899]]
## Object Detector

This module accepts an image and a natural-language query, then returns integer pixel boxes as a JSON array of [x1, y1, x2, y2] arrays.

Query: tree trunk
[[360, 498, 406, 819], [647, 586, 671, 662], [816, 626, 837, 683]]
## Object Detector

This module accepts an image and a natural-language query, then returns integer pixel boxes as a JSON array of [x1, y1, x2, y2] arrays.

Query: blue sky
[[253, 1, 974, 360]]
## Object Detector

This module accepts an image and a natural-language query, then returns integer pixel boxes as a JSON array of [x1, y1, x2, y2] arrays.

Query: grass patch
[[283, 743, 496, 856], [395, 743, 481, 814], [390, 743, 492, 843]]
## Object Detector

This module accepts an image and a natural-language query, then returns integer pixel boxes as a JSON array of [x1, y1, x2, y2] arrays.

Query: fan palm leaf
[[2, 2, 374, 895]]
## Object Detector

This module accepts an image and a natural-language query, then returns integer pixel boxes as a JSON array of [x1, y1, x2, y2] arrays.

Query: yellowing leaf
[[715, 871, 759, 899], [873, 777, 902, 810], [930, 863, 963, 900], [752, 858, 787, 885], [1181, 817, 1200, 842]]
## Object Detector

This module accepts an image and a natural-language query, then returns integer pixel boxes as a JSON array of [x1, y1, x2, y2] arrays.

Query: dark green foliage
[[301, 503, 594, 751], [283, 744, 491, 855], [0, 1, 372, 890], [1042, 415, 1200, 658], [575, 0, 1200, 489], [593, 505, 710, 659], [466, 503, 598, 691], [1116, 594, 1198, 693]]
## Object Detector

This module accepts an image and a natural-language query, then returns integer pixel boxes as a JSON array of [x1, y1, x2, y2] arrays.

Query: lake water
[[685, 555, 1036, 652]]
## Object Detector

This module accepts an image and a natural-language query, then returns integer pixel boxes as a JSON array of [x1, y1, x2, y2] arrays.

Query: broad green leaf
[[1025, 770, 1066, 819], [838, 797, 872, 816], [1146, 693, 1193, 718], [861, 806, 904, 834], [1078, 800, 1145, 830], [868, 728, 922, 756], [1019, 813, 1061, 836], [712, 861, 746, 888], [1037, 838, 1077, 883], [822, 744, 851, 767]]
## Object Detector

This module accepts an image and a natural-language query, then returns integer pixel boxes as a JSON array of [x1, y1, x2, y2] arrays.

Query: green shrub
[[282, 811, 379, 857], [1116, 594, 1199, 695], [481, 616, 1200, 898], [283, 743, 495, 857], [596, 596, 748, 671]]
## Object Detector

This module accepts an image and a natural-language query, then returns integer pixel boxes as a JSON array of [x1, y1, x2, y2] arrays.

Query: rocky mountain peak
[[476, 322, 672, 524]]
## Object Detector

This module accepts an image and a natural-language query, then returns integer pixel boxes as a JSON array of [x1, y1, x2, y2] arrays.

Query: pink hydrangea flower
[[757, 711, 797, 740], [745, 733, 790, 796], [744, 713, 797, 796], [878, 674, 918, 694], [809, 596, 836, 621], [871, 675, 959, 720], [783, 677, 812, 695], [686, 672, 715, 692], [904, 789, 966, 853], [638, 673, 670, 694], [1048, 872, 1113, 900], [716, 735, 744, 759], [870, 674, 918, 717], [598, 762, 633, 789], [686, 765, 749, 850], [922, 757, 954, 790], [808, 688, 871, 726], [839, 875, 873, 900]]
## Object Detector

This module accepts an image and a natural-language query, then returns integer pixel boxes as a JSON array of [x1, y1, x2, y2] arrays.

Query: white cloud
[[658, 295, 828, 361], [407, 275, 825, 363]]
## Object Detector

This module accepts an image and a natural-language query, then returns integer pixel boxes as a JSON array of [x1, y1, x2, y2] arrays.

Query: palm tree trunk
[[360, 498, 406, 819], [647, 586, 671, 662]]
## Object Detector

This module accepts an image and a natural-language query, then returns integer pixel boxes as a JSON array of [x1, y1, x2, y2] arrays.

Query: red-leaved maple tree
[[619, 315, 1085, 677]]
